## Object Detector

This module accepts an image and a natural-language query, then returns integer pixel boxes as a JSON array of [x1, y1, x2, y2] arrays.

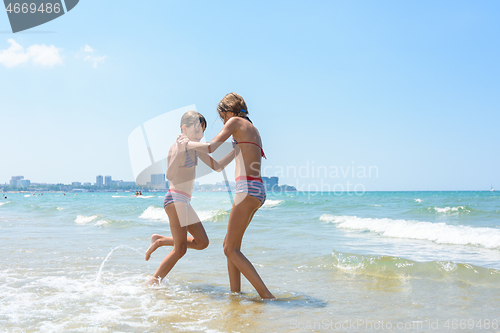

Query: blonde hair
[[180, 111, 207, 132], [217, 93, 249, 120]]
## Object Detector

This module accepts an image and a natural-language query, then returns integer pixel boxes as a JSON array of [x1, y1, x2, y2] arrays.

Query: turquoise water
[[1, 191, 499, 332]]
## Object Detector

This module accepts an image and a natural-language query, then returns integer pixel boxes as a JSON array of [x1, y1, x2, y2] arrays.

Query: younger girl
[[145, 111, 234, 284], [184, 93, 274, 299]]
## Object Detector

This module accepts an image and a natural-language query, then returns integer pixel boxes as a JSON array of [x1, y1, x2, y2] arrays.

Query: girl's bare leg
[[223, 193, 274, 299], [145, 205, 208, 260], [225, 209, 257, 293], [149, 203, 208, 284]]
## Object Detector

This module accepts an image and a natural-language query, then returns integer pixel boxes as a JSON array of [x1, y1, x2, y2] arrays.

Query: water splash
[[95, 245, 144, 283]]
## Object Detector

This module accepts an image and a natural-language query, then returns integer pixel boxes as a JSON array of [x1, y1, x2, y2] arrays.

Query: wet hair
[[217, 93, 249, 121], [180, 111, 207, 132]]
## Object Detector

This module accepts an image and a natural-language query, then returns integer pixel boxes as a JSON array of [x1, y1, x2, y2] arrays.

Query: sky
[[0, 0, 499, 191]]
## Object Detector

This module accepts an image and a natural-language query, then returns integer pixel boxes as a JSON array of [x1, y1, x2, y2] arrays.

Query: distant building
[[10, 176, 30, 188], [150, 174, 167, 189], [262, 177, 279, 192], [96, 175, 103, 187], [105, 176, 112, 187], [215, 181, 235, 191], [83, 182, 92, 186], [18, 179, 30, 187], [120, 181, 136, 187], [111, 180, 122, 186], [277, 184, 297, 192], [10, 176, 23, 187], [72, 182, 81, 187]]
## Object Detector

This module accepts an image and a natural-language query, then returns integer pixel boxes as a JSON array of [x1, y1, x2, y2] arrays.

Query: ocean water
[[1, 191, 500, 332]]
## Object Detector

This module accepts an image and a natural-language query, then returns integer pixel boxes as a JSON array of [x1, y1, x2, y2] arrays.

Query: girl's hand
[[176, 134, 189, 150]]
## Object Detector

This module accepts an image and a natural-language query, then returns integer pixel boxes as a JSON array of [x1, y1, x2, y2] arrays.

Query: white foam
[[94, 220, 108, 226], [320, 214, 500, 249], [319, 214, 338, 223], [433, 206, 466, 213], [138, 206, 168, 222], [24, 194, 31, 197], [438, 261, 458, 272], [57, 207, 64, 210], [75, 215, 99, 225], [0, 201, 10, 206], [139, 206, 228, 223], [415, 198, 422, 203], [0, 269, 161, 331], [262, 199, 284, 208]]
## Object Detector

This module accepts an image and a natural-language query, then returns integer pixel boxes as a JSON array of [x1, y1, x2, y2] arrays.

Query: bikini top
[[230, 116, 267, 158], [180, 148, 198, 168], [232, 139, 267, 159]]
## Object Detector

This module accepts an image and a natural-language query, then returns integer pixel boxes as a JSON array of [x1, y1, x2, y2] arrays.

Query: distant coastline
[[3, 188, 498, 195], [0, 183, 297, 194]]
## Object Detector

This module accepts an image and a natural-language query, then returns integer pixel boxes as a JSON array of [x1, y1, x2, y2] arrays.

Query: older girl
[[185, 93, 274, 299]]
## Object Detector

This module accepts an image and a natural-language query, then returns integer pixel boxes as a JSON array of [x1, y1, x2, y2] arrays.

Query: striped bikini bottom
[[163, 189, 191, 208], [235, 176, 266, 206]]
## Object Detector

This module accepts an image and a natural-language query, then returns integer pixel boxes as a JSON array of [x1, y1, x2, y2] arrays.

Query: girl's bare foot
[[262, 293, 276, 300], [148, 276, 160, 285], [145, 234, 163, 261]]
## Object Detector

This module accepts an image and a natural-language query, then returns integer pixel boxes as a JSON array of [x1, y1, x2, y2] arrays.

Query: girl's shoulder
[[221, 117, 242, 133], [228, 116, 254, 128], [167, 143, 184, 161]]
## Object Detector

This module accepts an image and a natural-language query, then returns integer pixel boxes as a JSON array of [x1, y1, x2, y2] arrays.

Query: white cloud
[[84, 55, 107, 68], [0, 39, 30, 67], [83, 45, 94, 53], [27, 44, 63, 67], [0, 39, 63, 68], [81, 44, 107, 68]]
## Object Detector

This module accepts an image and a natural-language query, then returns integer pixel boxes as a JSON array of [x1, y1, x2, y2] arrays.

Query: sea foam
[[320, 214, 500, 249], [139, 205, 230, 223], [94, 220, 109, 226], [139, 206, 168, 221], [75, 215, 99, 225], [262, 200, 284, 208], [433, 206, 467, 213]]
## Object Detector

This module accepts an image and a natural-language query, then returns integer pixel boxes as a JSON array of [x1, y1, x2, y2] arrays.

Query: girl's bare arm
[[198, 149, 236, 172], [186, 118, 238, 154]]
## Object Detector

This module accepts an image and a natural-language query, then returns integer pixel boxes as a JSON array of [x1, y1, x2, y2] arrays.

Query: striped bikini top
[[232, 139, 267, 159], [180, 148, 198, 168]]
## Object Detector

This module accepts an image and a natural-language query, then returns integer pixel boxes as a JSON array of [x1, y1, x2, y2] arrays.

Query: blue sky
[[1, 0, 499, 191]]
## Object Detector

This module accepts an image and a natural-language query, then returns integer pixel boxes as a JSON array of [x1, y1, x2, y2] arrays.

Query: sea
[[1, 191, 499, 332]]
